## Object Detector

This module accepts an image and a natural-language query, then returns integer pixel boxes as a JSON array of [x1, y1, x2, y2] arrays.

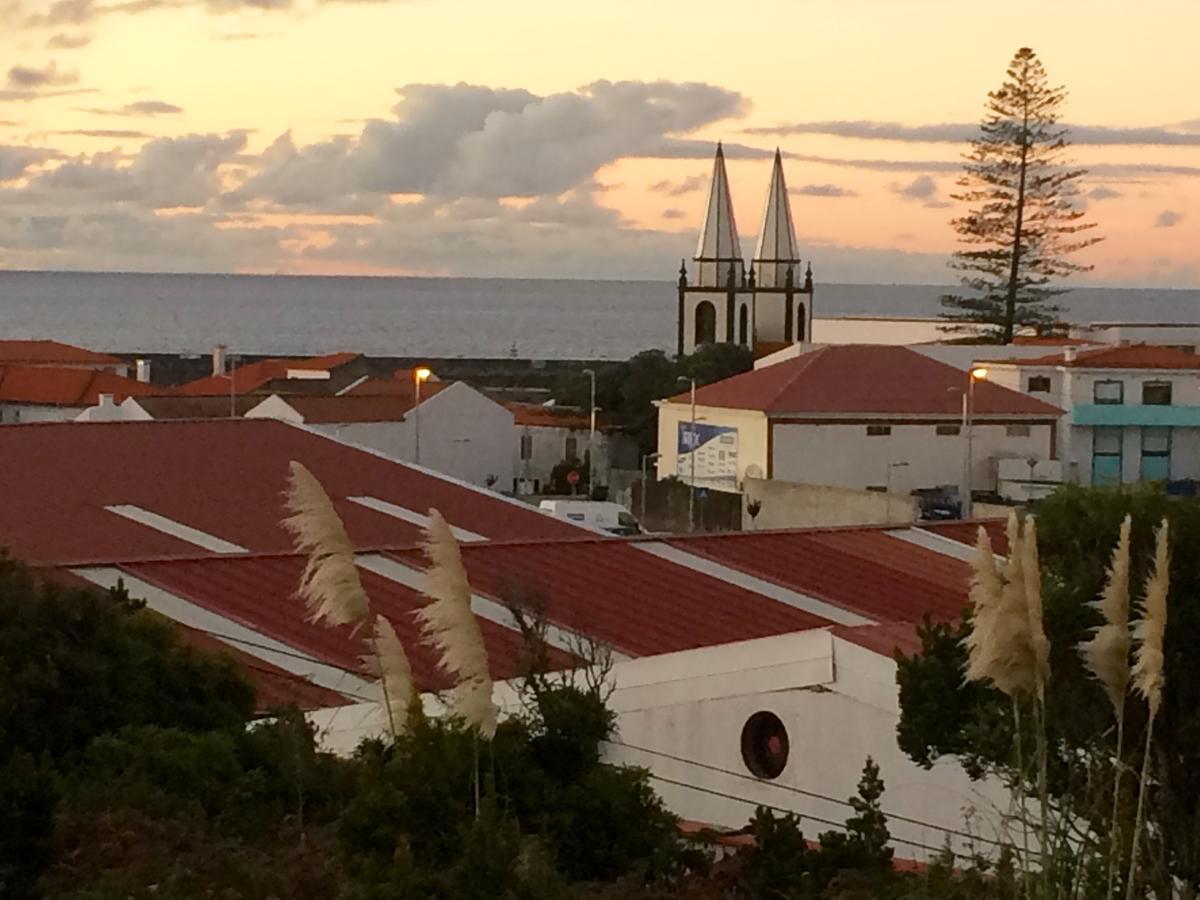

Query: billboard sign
[[677, 422, 739, 492]]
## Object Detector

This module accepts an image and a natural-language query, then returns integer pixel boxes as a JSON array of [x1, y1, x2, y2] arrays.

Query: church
[[677, 144, 813, 357]]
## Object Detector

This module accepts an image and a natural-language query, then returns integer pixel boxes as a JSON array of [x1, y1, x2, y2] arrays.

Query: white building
[[676, 145, 814, 356], [656, 344, 1061, 498], [246, 382, 517, 489], [509, 402, 619, 495], [985, 344, 1200, 489]]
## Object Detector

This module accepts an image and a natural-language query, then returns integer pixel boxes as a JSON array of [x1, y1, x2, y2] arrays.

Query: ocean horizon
[[2, 269, 1198, 360]]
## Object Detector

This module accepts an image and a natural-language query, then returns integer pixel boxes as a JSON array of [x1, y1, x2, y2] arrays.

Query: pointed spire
[[752, 148, 801, 289], [693, 142, 743, 288]]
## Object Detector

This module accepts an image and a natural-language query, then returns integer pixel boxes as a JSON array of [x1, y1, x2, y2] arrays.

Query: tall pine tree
[[941, 47, 1102, 343]]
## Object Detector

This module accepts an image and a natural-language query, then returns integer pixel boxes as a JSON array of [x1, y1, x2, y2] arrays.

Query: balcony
[[1072, 404, 1200, 427]]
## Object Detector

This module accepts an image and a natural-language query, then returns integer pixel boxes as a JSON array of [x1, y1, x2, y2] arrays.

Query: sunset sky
[[1, 0, 1197, 285]]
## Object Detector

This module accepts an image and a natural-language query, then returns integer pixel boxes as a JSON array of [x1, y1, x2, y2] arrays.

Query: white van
[[538, 500, 643, 536]]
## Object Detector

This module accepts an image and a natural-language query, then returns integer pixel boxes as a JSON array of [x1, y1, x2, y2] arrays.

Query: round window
[[740, 711, 789, 779]]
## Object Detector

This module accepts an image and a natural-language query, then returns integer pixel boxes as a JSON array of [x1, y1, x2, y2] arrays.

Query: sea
[[1, 270, 1198, 360]]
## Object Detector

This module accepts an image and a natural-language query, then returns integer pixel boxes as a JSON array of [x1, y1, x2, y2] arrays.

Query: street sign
[[566, 470, 580, 486]]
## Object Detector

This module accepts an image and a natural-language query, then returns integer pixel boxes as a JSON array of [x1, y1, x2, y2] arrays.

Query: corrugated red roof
[[993, 343, 1200, 370], [668, 528, 972, 625], [387, 539, 830, 658], [0, 419, 578, 565], [0, 365, 166, 406], [123, 554, 560, 694], [0, 339, 123, 367], [920, 519, 1009, 555], [668, 345, 1061, 417]]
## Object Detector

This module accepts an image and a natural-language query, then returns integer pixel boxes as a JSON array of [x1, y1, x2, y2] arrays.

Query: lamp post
[[886, 460, 909, 522], [227, 353, 238, 419], [640, 452, 660, 526], [961, 366, 989, 520], [677, 376, 697, 533], [413, 366, 432, 466], [582, 368, 596, 499]]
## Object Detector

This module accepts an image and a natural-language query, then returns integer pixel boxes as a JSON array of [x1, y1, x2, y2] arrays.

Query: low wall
[[743, 477, 916, 529]]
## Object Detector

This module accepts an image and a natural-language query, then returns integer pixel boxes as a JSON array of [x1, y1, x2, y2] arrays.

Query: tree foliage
[[897, 485, 1200, 894], [940, 47, 1101, 342]]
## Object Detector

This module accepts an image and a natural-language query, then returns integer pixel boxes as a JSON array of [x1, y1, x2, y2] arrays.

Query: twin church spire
[[690, 143, 800, 289]]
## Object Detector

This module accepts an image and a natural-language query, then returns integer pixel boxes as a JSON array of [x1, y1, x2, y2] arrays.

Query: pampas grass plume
[[964, 514, 1036, 696], [1021, 517, 1051, 695], [1131, 519, 1170, 718], [416, 508, 498, 738], [363, 614, 416, 739], [1079, 515, 1132, 712], [281, 461, 369, 626], [964, 525, 1004, 684]]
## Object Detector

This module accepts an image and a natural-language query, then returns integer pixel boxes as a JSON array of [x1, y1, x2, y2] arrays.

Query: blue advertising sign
[[677, 422, 739, 492]]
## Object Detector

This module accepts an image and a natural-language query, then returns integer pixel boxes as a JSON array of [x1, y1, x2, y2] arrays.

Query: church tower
[[677, 145, 813, 356]]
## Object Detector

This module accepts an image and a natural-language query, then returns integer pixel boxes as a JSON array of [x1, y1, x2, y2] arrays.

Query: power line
[[607, 738, 1007, 850]]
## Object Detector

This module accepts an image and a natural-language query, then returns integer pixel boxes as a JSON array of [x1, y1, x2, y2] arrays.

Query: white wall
[[0, 402, 86, 423], [515, 423, 611, 493], [311, 629, 1010, 861], [74, 397, 154, 422], [656, 402, 769, 489], [771, 420, 1054, 494], [249, 384, 517, 489], [743, 477, 916, 528]]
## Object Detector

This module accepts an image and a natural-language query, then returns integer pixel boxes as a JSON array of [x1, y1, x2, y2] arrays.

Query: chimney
[[212, 344, 228, 377], [1064, 347, 1077, 363], [98, 393, 114, 407], [135, 358, 151, 383]]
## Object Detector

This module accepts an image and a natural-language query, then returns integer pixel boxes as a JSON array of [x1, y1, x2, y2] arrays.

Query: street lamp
[[582, 368, 597, 499], [640, 452, 660, 526], [961, 366, 989, 519], [886, 460, 909, 522], [227, 353, 239, 419], [413, 366, 432, 466], [677, 376, 698, 533]]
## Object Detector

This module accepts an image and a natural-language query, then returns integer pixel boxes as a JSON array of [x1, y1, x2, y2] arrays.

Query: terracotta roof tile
[[993, 343, 1200, 370], [270, 394, 418, 423], [667, 345, 1062, 417], [508, 403, 597, 430], [0, 366, 166, 406], [0, 340, 123, 367], [179, 352, 361, 396]]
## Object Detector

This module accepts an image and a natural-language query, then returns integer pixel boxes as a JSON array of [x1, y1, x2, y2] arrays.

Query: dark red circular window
[[741, 711, 789, 779]]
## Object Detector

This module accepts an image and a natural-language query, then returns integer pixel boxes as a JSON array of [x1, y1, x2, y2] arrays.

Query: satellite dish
[[745, 464, 765, 480]]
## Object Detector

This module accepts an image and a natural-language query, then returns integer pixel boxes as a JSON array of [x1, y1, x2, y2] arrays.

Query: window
[[1092, 427, 1123, 486], [1007, 424, 1032, 438], [564, 436, 578, 460], [866, 425, 891, 436], [694, 300, 716, 346], [1143, 382, 1173, 406], [936, 424, 961, 436], [740, 711, 789, 780], [1094, 380, 1124, 405], [1141, 427, 1171, 481], [1027, 375, 1051, 393], [795, 303, 806, 342], [738, 304, 749, 345], [519, 433, 532, 460]]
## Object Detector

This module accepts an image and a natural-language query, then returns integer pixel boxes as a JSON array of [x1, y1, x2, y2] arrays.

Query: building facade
[[656, 345, 1061, 497], [986, 345, 1200, 487], [677, 145, 813, 357]]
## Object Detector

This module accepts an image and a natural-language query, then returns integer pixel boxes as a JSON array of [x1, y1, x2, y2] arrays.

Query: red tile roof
[[994, 344, 1200, 370], [267, 394, 418, 423], [179, 353, 361, 396], [668, 345, 1061, 418], [1011, 335, 1095, 347], [0, 419, 578, 566], [0, 339, 123, 367], [0, 365, 166, 407], [508, 402, 597, 430]]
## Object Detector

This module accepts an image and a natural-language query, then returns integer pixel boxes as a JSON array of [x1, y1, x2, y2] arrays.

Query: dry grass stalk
[[363, 614, 416, 739], [1079, 515, 1133, 712], [1021, 517, 1051, 697], [1131, 519, 1169, 718], [963, 525, 1004, 684], [416, 508, 498, 738], [281, 461, 369, 626], [1126, 518, 1170, 900]]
